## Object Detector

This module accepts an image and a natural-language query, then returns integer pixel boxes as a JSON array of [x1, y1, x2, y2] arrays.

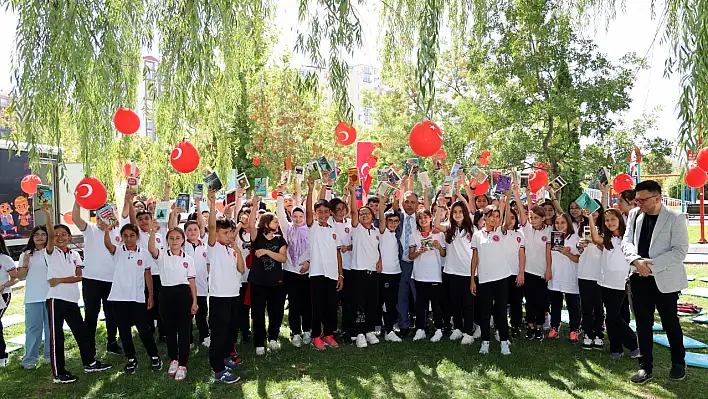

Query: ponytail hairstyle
[[167, 227, 186, 245], [445, 201, 473, 244], [22, 225, 48, 253], [120, 223, 140, 237], [602, 208, 626, 251], [0, 235, 9, 256]]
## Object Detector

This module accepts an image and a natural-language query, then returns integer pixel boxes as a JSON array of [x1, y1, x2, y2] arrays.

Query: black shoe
[[525, 327, 535, 340], [53, 372, 78, 384], [106, 341, 124, 355], [151, 356, 163, 371], [630, 369, 654, 384], [124, 359, 138, 375], [669, 364, 686, 381], [158, 335, 168, 344], [534, 328, 544, 341], [84, 360, 112, 373], [511, 327, 520, 338], [399, 328, 410, 338]]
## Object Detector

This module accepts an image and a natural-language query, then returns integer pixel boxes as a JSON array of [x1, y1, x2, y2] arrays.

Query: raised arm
[[100, 220, 117, 255], [515, 184, 528, 226], [234, 245, 245, 273], [195, 195, 206, 238], [600, 183, 609, 209], [349, 186, 359, 228], [294, 179, 302, 207], [148, 220, 160, 259], [499, 194, 508, 232], [461, 175, 476, 214], [306, 176, 315, 227], [43, 206, 55, 255], [207, 189, 217, 246], [586, 210, 604, 246], [548, 185, 564, 215], [163, 169, 171, 201], [378, 194, 387, 234], [276, 186, 291, 237], [249, 195, 260, 240], [433, 205, 448, 233]]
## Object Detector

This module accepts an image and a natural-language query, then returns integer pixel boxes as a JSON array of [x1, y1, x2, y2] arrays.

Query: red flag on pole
[[356, 141, 377, 208]]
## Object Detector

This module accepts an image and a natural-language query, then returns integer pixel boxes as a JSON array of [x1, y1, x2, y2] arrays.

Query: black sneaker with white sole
[[525, 327, 535, 340], [124, 359, 138, 374], [630, 369, 653, 384], [151, 356, 163, 371], [669, 364, 686, 381], [84, 360, 112, 373], [534, 328, 544, 341], [106, 341, 124, 355], [53, 373, 78, 384]]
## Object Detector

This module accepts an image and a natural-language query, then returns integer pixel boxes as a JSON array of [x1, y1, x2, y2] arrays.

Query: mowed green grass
[[1, 267, 708, 398]]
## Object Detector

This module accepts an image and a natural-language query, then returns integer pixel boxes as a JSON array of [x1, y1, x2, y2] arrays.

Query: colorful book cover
[[420, 236, 434, 250], [495, 174, 512, 194], [127, 176, 139, 196], [405, 158, 420, 176], [347, 167, 359, 187], [549, 175, 567, 193], [284, 156, 293, 171], [317, 156, 333, 175], [471, 166, 488, 184], [550, 231, 565, 251], [418, 171, 433, 189], [376, 181, 397, 200], [155, 201, 171, 223], [204, 169, 223, 191], [35, 185, 53, 207], [355, 184, 363, 202], [450, 162, 463, 178], [327, 160, 338, 181], [193, 183, 204, 198], [377, 168, 389, 183], [386, 167, 402, 186], [575, 192, 600, 214], [235, 173, 249, 190], [308, 161, 322, 181], [280, 170, 292, 186], [176, 193, 190, 211], [97, 205, 119, 229], [431, 152, 444, 171], [441, 178, 454, 198], [294, 166, 305, 182], [597, 167, 610, 186], [254, 177, 269, 197]]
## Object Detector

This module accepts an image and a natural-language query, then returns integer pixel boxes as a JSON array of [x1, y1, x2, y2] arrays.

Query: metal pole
[[699, 133, 707, 243]]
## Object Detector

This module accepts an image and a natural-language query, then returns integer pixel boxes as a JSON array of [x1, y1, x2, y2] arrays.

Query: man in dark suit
[[394, 191, 420, 337]]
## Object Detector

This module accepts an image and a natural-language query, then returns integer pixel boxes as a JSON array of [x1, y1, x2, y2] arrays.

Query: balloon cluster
[[686, 148, 708, 188]]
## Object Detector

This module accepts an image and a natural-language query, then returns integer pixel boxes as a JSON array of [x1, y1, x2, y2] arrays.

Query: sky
[[0, 0, 681, 143]]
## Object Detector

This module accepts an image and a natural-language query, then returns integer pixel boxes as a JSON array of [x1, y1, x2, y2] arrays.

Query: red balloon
[[479, 157, 490, 166], [20, 174, 42, 195], [409, 120, 443, 157], [697, 148, 708, 171], [434, 149, 447, 160], [63, 211, 74, 225], [74, 177, 108, 210], [253, 157, 261, 167], [685, 166, 707, 188], [335, 121, 357, 146], [113, 107, 140, 134], [480, 150, 491, 158], [474, 179, 490, 195], [612, 173, 635, 193], [170, 140, 200, 173], [271, 190, 278, 199], [528, 170, 549, 193], [122, 163, 140, 177]]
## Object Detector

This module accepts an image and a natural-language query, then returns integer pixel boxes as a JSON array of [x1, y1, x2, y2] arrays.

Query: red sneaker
[[323, 335, 339, 348], [569, 331, 579, 343], [312, 337, 326, 350], [548, 328, 559, 339]]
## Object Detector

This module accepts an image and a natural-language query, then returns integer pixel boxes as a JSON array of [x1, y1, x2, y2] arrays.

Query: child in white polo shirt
[[378, 196, 403, 343], [547, 213, 581, 342], [183, 220, 210, 347]]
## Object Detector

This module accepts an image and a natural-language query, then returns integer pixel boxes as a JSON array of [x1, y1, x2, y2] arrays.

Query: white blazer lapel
[[649, 206, 669, 249]]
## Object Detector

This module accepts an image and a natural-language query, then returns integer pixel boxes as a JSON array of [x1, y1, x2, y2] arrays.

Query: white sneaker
[[543, 314, 551, 330], [255, 347, 266, 356], [479, 341, 490, 355], [303, 332, 312, 345], [593, 337, 604, 349], [385, 331, 402, 342], [582, 334, 593, 350], [413, 329, 426, 341], [365, 332, 380, 345], [201, 337, 211, 347], [268, 340, 281, 351], [472, 325, 481, 339], [356, 334, 368, 348], [291, 334, 303, 348], [449, 329, 463, 341], [168, 360, 179, 377], [495, 330, 500, 342], [430, 329, 443, 343], [375, 326, 382, 335], [461, 333, 474, 345], [501, 340, 511, 355], [0, 358, 7, 367], [174, 366, 187, 381]]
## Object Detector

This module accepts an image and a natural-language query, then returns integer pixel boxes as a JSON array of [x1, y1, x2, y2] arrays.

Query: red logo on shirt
[[183, 262, 189, 269], [333, 234, 337, 240], [541, 236, 548, 242], [138, 259, 143, 266], [234, 251, 239, 258], [73, 259, 77, 265], [517, 236, 521, 243], [115, 236, 121, 242], [492, 235, 500, 242], [203, 252, 207, 258], [345, 227, 350, 233], [156, 237, 161, 243], [467, 234, 472, 241], [376, 236, 380, 241]]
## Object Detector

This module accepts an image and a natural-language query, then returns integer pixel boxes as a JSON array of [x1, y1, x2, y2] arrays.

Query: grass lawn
[[1, 268, 708, 398]]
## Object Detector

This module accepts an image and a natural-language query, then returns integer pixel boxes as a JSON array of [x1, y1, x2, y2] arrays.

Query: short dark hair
[[620, 189, 636, 202], [329, 197, 346, 212], [54, 224, 72, 236], [384, 211, 400, 221], [314, 199, 330, 211], [367, 196, 380, 205], [635, 180, 661, 195], [120, 223, 140, 237], [136, 210, 152, 219]]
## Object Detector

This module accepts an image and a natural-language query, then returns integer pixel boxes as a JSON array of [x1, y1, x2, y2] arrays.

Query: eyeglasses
[[634, 194, 659, 205], [359, 211, 372, 216], [55, 233, 70, 238]]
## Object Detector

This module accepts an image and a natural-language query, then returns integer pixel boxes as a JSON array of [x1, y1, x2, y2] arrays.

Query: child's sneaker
[[548, 328, 559, 339], [629, 348, 642, 359], [268, 340, 281, 351], [84, 360, 112, 373], [543, 314, 551, 330], [255, 347, 266, 356], [449, 329, 463, 341], [215, 369, 240, 384], [413, 329, 426, 341], [430, 329, 443, 343], [385, 331, 402, 342], [472, 325, 482, 339], [323, 335, 339, 348], [303, 332, 312, 345], [610, 352, 623, 360], [312, 337, 326, 350], [365, 332, 379, 345], [168, 360, 179, 377], [593, 337, 604, 350], [291, 334, 303, 348], [124, 359, 138, 375], [202, 337, 211, 347], [175, 366, 187, 381], [569, 331, 579, 343], [479, 341, 490, 355], [356, 334, 368, 348], [525, 326, 535, 340], [151, 357, 163, 371], [535, 328, 544, 341], [582, 334, 593, 350], [501, 340, 511, 355], [53, 372, 78, 384], [461, 333, 474, 345]]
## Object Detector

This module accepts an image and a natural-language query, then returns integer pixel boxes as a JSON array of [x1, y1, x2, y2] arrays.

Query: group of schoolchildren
[[0, 166, 645, 385]]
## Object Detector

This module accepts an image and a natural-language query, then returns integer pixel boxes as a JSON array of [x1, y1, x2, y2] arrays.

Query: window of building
[[363, 75, 372, 83], [363, 65, 371, 74]]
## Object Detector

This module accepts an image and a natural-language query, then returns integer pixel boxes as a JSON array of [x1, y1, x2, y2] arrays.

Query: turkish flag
[[356, 141, 377, 208]]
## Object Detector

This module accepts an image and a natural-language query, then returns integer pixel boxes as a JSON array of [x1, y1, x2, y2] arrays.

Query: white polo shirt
[[599, 237, 630, 291], [503, 230, 526, 276], [308, 222, 340, 281], [443, 228, 473, 277], [108, 246, 151, 303], [137, 230, 163, 276], [206, 242, 242, 297], [380, 229, 401, 274], [185, 240, 209, 296], [81, 223, 121, 282], [46, 249, 83, 303], [521, 223, 551, 277], [350, 224, 380, 272], [157, 249, 196, 287], [235, 232, 251, 283], [472, 227, 512, 284], [410, 230, 445, 283], [333, 219, 353, 270], [578, 242, 602, 282], [0, 253, 16, 295], [19, 250, 50, 304], [548, 234, 580, 294]]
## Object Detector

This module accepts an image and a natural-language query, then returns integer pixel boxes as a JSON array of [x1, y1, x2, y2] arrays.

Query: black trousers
[[341, 269, 353, 336], [191, 296, 209, 343], [145, 275, 163, 336], [445, 273, 475, 335], [349, 270, 379, 336], [46, 298, 95, 377], [602, 286, 638, 354], [82, 278, 119, 350], [414, 281, 443, 331], [112, 301, 158, 361], [549, 291, 581, 332], [209, 296, 240, 373], [160, 285, 192, 366], [0, 293, 11, 359], [378, 273, 401, 333], [478, 278, 509, 341], [250, 283, 286, 348], [524, 273, 548, 326], [579, 279, 605, 339], [310, 276, 338, 337], [630, 275, 685, 372], [621, 283, 631, 323], [234, 284, 251, 344], [284, 271, 311, 336], [507, 275, 524, 329]]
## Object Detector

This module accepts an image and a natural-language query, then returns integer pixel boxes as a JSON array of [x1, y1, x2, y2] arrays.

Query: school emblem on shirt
[[516, 236, 522, 243], [73, 259, 77, 265], [345, 227, 350, 233], [183, 262, 189, 269], [467, 234, 472, 241], [376, 236, 380, 241], [138, 259, 143, 266], [541, 236, 548, 242], [333, 234, 337, 240], [203, 252, 207, 258], [492, 235, 500, 242], [156, 237, 161, 243], [115, 236, 121, 242]]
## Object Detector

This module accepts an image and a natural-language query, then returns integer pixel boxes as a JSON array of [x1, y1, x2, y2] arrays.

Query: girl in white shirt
[[471, 203, 514, 355], [0, 235, 19, 367], [234, 206, 252, 346], [378, 201, 403, 343], [149, 223, 197, 381], [588, 209, 640, 360], [183, 220, 210, 347], [434, 200, 475, 345], [577, 201, 606, 350], [547, 213, 581, 342], [503, 208, 526, 339], [16, 226, 51, 369], [410, 209, 446, 343]]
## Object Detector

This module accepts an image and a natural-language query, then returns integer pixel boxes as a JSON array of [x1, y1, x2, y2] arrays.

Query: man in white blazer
[[622, 180, 688, 384]]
